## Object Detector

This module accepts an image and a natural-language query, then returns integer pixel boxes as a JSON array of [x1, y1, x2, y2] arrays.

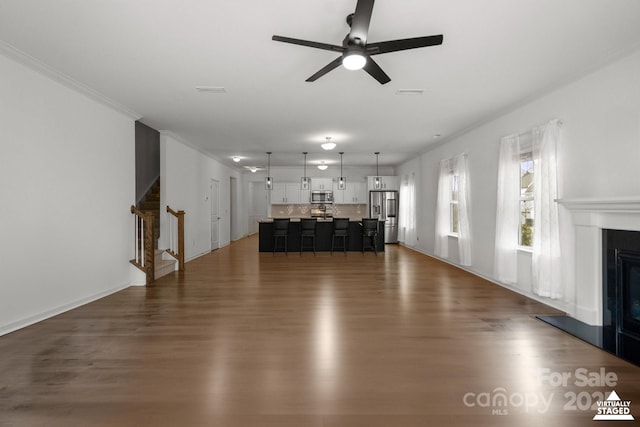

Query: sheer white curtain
[[453, 153, 472, 266], [532, 120, 562, 298], [434, 159, 451, 258], [435, 154, 472, 265], [493, 135, 521, 284], [399, 172, 417, 247]]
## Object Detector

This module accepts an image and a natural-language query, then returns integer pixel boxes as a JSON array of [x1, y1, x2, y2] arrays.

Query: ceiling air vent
[[195, 86, 227, 94], [396, 89, 424, 95]]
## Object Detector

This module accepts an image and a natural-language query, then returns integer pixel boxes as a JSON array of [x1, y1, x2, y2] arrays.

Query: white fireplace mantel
[[557, 197, 640, 213], [557, 197, 640, 326]]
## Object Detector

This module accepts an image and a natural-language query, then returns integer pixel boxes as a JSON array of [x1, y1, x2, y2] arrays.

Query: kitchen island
[[258, 219, 385, 253]]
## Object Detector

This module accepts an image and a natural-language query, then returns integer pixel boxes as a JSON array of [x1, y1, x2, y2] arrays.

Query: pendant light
[[301, 152, 310, 190], [374, 152, 381, 189], [338, 152, 346, 190], [265, 152, 273, 190]]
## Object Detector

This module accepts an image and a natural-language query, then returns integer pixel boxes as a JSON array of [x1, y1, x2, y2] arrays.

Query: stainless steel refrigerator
[[369, 190, 399, 243]]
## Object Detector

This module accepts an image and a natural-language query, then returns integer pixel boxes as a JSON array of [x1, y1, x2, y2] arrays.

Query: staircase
[[137, 178, 161, 247], [155, 249, 176, 280], [136, 178, 177, 280]]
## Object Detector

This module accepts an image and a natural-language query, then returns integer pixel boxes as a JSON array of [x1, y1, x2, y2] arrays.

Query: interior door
[[211, 179, 220, 251]]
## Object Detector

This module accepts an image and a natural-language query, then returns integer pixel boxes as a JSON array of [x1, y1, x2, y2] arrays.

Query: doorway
[[230, 177, 238, 241], [211, 179, 220, 251]]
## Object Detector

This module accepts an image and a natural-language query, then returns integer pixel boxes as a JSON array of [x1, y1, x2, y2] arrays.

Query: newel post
[[177, 210, 185, 271], [145, 211, 155, 284]]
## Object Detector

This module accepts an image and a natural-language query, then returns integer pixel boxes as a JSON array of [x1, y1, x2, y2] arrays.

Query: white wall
[[398, 48, 640, 321], [0, 52, 136, 334], [160, 134, 245, 261]]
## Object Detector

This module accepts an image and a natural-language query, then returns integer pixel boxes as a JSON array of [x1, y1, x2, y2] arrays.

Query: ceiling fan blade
[[349, 0, 375, 44], [363, 57, 391, 85], [306, 57, 344, 82], [272, 35, 344, 53], [367, 34, 443, 55]]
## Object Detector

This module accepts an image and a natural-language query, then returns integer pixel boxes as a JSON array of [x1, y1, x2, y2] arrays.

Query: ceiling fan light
[[342, 51, 366, 70]]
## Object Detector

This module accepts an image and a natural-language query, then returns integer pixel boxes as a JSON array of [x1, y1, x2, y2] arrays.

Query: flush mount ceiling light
[[321, 137, 336, 151], [232, 156, 241, 162], [249, 167, 258, 173], [317, 161, 328, 171]]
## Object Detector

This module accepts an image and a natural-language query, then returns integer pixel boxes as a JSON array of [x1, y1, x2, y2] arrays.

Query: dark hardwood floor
[[1, 235, 639, 426]]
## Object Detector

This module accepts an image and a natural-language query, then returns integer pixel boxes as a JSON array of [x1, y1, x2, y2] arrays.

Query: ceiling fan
[[272, 0, 443, 85]]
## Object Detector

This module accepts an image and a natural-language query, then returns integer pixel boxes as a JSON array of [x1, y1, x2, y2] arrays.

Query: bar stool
[[300, 218, 317, 255], [331, 218, 350, 254], [361, 218, 379, 255], [272, 218, 290, 254]]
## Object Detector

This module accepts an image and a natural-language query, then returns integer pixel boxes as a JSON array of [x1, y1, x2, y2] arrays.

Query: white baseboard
[[398, 243, 570, 315], [0, 284, 130, 337], [576, 305, 602, 326]]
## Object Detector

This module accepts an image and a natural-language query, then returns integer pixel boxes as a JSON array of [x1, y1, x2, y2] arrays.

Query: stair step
[[154, 249, 165, 263], [155, 259, 176, 279]]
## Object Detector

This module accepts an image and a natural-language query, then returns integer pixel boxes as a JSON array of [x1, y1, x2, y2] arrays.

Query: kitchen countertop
[[259, 217, 369, 223]]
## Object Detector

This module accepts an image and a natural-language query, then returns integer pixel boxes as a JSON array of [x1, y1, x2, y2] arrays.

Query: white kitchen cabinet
[[270, 182, 303, 204], [334, 181, 367, 204], [311, 178, 333, 191], [350, 181, 367, 203], [367, 176, 399, 191]]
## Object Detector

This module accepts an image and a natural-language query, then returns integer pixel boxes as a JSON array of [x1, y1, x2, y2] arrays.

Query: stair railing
[[166, 206, 185, 271], [130, 205, 155, 284]]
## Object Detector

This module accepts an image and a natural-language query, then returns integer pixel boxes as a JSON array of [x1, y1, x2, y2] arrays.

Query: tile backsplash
[[271, 204, 368, 219]]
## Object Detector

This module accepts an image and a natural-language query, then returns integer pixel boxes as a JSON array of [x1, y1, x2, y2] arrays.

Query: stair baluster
[[166, 206, 185, 271], [130, 206, 155, 284]]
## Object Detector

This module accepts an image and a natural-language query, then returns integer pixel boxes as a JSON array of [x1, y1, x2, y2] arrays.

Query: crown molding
[[0, 40, 141, 120]]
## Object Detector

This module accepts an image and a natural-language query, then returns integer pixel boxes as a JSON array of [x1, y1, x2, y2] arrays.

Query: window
[[519, 153, 534, 247], [450, 174, 459, 234], [435, 153, 472, 266], [494, 119, 561, 293]]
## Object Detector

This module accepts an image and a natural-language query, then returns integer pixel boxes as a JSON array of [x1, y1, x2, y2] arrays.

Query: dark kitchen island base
[[259, 220, 385, 253]]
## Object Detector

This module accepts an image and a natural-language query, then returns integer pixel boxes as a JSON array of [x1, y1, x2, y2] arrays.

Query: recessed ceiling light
[[396, 89, 424, 95], [232, 156, 241, 162], [321, 136, 336, 150], [195, 86, 227, 93]]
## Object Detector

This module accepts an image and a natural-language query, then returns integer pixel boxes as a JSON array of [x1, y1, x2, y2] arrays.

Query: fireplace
[[603, 229, 640, 365]]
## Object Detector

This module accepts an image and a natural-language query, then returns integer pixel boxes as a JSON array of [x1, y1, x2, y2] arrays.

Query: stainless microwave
[[311, 191, 333, 204]]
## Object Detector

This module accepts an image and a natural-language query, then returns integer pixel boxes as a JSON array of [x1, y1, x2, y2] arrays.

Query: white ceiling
[[2, 0, 640, 170]]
